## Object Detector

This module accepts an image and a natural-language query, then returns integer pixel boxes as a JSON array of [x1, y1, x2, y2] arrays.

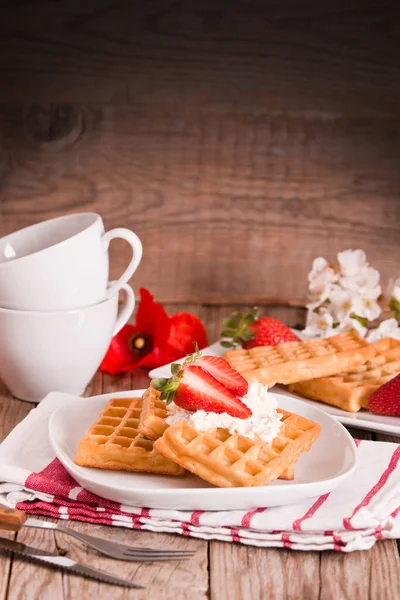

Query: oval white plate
[[49, 389, 357, 511]]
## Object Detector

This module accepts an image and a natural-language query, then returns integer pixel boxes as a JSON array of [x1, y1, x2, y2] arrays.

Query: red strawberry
[[243, 316, 300, 348], [368, 374, 400, 417], [151, 345, 251, 419], [195, 355, 249, 396], [174, 366, 251, 418], [221, 308, 300, 349]]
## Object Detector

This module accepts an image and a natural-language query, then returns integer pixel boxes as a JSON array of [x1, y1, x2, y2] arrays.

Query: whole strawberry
[[220, 307, 300, 349], [368, 374, 400, 417]]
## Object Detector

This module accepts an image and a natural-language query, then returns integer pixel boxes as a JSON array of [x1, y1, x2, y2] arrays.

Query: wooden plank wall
[[0, 0, 399, 307]]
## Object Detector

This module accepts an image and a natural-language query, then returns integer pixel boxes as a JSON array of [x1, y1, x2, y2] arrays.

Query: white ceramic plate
[[49, 390, 357, 511], [275, 388, 400, 437], [149, 337, 400, 438]]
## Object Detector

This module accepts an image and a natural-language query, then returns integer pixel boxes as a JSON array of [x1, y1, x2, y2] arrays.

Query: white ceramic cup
[[0, 213, 142, 311], [0, 283, 135, 403]]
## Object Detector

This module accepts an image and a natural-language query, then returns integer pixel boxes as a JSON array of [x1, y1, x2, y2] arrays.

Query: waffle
[[140, 386, 295, 479], [75, 397, 185, 476], [289, 338, 400, 413], [154, 410, 321, 488], [224, 331, 375, 387], [138, 386, 169, 441]]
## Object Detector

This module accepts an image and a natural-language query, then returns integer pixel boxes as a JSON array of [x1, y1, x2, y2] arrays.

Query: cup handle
[[113, 284, 135, 336], [102, 228, 143, 300]]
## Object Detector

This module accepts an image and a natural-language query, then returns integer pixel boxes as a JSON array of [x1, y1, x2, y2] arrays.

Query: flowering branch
[[305, 250, 400, 342]]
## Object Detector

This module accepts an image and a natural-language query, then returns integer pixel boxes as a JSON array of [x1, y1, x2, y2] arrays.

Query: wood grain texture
[[209, 543, 320, 600], [0, 1, 399, 117], [319, 550, 371, 600], [0, 386, 33, 600], [369, 540, 400, 600], [1, 1, 400, 303], [1, 104, 399, 303], [320, 541, 400, 600], [0, 530, 16, 600]]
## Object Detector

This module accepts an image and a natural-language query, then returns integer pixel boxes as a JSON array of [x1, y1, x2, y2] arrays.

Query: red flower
[[100, 288, 208, 375]]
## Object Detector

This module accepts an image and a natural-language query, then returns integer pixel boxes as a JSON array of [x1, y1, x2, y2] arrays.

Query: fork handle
[[0, 507, 27, 531]]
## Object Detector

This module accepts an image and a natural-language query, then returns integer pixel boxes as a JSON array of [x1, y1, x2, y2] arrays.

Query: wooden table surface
[[0, 304, 400, 600]]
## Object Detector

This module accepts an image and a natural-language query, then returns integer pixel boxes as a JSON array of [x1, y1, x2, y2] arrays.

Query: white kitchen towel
[[0, 393, 399, 552]]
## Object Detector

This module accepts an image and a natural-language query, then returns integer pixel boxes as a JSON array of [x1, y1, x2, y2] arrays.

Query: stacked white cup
[[0, 213, 142, 402]]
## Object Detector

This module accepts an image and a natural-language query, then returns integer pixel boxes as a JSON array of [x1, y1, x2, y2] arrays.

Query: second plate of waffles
[[49, 388, 356, 511]]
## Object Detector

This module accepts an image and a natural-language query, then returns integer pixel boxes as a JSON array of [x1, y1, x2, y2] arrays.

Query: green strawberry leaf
[[164, 391, 175, 404], [151, 378, 168, 390], [223, 317, 238, 328], [220, 307, 258, 347], [221, 329, 236, 337], [240, 329, 254, 342], [220, 340, 235, 348], [232, 311, 244, 319], [244, 314, 256, 325]]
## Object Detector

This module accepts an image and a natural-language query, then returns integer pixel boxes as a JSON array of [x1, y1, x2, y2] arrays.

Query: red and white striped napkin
[[0, 393, 399, 552]]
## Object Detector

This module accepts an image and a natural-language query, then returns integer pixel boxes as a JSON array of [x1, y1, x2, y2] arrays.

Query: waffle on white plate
[[75, 397, 185, 476], [223, 330, 376, 387], [139, 387, 295, 480], [75, 345, 323, 488], [154, 410, 321, 488], [289, 338, 400, 413]]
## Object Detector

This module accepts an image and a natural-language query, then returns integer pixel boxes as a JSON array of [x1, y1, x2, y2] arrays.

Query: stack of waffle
[[224, 332, 400, 413], [75, 386, 321, 488], [288, 338, 400, 412]]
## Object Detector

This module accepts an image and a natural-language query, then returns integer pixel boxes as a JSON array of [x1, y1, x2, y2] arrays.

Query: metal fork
[[0, 508, 195, 562]]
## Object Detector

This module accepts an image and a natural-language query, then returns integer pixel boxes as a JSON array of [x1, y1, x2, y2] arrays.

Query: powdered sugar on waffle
[[166, 381, 283, 443]]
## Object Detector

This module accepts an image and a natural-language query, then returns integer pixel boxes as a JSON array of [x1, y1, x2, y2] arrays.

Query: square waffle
[[75, 397, 185, 476], [289, 338, 400, 412], [139, 386, 295, 480], [224, 331, 376, 387], [154, 410, 321, 488]]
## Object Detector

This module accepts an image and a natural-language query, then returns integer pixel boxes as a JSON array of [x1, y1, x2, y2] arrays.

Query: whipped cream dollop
[[166, 381, 282, 444]]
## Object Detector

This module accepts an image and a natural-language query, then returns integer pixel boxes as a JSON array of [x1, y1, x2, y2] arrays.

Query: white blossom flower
[[337, 249, 367, 277], [328, 286, 359, 322], [386, 278, 400, 304], [351, 294, 382, 322], [305, 248, 389, 339], [340, 266, 381, 299], [304, 309, 336, 338], [337, 317, 367, 339], [307, 257, 338, 309], [366, 318, 400, 343]]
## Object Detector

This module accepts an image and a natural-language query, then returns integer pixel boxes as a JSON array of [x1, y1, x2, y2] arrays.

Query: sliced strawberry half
[[196, 355, 249, 396], [174, 366, 251, 419]]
